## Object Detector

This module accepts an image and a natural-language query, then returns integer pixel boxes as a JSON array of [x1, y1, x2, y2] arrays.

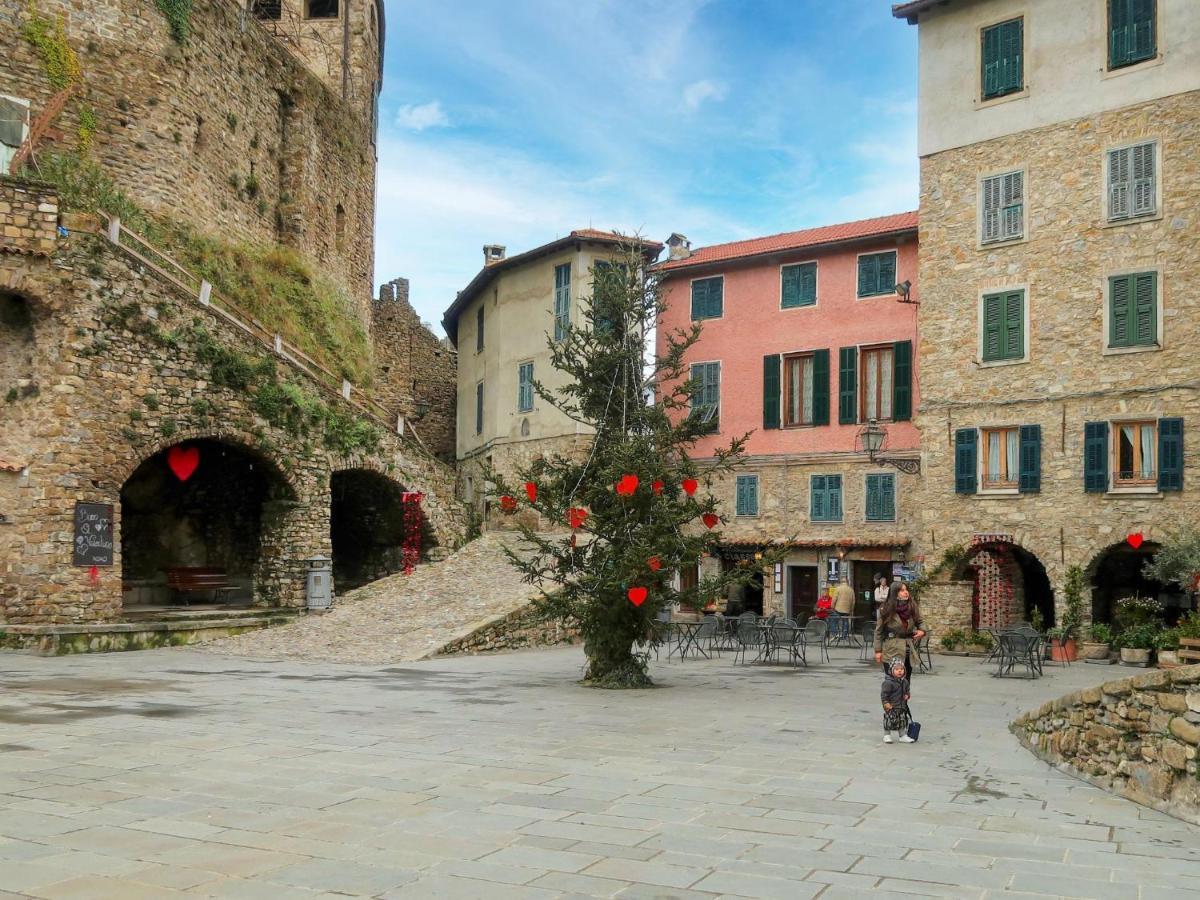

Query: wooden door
[[788, 566, 817, 621]]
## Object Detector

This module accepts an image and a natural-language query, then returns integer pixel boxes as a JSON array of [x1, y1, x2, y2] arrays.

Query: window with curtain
[[1114, 421, 1156, 485], [783, 353, 815, 427], [982, 426, 1019, 488], [858, 346, 894, 422]]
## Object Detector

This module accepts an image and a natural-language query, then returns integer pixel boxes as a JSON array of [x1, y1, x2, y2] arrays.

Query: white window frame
[[779, 259, 819, 310], [976, 283, 1030, 368], [977, 166, 1027, 247], [1101, 266, 1163, 356], [689, 274, 725, 321], [978, 425, 1021, 495], [734, 474, 760, 518], [1103, 138, 1161, 226]]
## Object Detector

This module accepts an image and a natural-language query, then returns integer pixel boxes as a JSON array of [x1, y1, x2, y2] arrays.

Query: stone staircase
[[200, 533, 546, 664]]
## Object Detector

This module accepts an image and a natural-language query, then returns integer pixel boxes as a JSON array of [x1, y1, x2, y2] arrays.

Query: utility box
[[305, 555, 333, 610]]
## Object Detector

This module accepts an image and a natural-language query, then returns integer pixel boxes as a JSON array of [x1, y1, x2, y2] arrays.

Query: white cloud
[[682, 79, 727, 111], [394, 101, 449, 131]]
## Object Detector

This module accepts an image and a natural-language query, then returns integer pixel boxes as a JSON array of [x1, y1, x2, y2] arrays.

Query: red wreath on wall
[[401, 492, 424, 575]]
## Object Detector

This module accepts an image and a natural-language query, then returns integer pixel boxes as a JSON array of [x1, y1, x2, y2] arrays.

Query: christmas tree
[[494, 243, 755, 687]]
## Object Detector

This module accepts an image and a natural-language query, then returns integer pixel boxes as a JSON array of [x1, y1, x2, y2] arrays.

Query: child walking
[[881, 656, 914, 744]]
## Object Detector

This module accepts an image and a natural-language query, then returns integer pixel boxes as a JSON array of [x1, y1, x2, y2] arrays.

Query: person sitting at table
[[814, 588, 833, 620], [832, 575, 855, 639]]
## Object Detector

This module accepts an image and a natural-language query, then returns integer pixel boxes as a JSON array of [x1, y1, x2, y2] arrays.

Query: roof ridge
[[687, 210, 918, 255]]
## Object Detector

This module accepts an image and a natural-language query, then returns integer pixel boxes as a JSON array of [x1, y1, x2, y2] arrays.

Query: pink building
[[656, 212, 921, 620]]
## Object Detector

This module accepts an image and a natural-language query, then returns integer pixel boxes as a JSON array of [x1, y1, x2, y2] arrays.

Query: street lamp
[[858, 418, 921, 475]]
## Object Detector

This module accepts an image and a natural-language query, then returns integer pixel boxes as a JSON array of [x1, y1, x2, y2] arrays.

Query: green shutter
[[1018, 424, 1041, 493], [781, 266, 799, 308], [475, 381, 484, 434], [1158, 417, 1183, 492], [1110, 0, 1156, 69], [1133, 272, 1156, 345], [476, 304, 484, 352], [955, 428, 977, 494], [1004, 290, 1023, 358], [1109, 275, 1132, 346], [812, 349, 830, 426], [810, 475, 826, 521], [799, 263, 816, 304], [983, 19, 1023, 99], [709, 278, 723, 318], [982, 293, 1002, 361], [691, 280, 706, 319], [1084, 422, 1109, 492], [838, 347, 857, 424], [865, 475, 879, 521], [881, 474, 895, 520], [892, 340, 912, 421], [828, 475, 842, 520], [856, 256, 872, 297], [736, 475, 759, 516], [762, 354, 781, 430], [868, 473, 895, 521], [878, 252, 895, 294]]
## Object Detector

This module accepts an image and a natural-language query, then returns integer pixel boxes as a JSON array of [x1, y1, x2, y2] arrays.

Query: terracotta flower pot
[[1080, 641, 1110, 661], [1049, 638, 1077, 662], [1120, 647, 1151, 666]]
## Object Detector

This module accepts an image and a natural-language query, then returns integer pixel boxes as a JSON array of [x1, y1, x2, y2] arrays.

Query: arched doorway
[[330, 469, 422, 590], [1087, 541, 1173, 625], [119, 439, 296, 608], [957, 538, 1054, 630]]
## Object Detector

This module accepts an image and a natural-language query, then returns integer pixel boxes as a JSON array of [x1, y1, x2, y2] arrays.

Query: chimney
[[483, 244, 506, 265], [666, 232, 691, 261]]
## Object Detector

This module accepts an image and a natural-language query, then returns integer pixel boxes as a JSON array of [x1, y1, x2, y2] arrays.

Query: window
[[857, 252, 896, 298], [1109, 272, 1157, 348], [250, 0, 282, 20], [859, 346, 894, 422], [1114, 421, 1156, 486], [981, 170, 1024, 243], [783, 353, 816, 427], [810, 475, 842, 522], [982, 426, 1020, 489], [334, 203, 346, 249], [1108, 0, 1156, 69], [517, 362, 534, 413], [735, 475, 759, 517], [981, 18, 1023, 100], [1107, 141, 1157, 221], [474, 381, 484, 435], [981, 289, 1024, 363], [0, 95, 30, 173], [781, 262, 816, 308], [691, 276, 723, 319], [690, 362, 720, 432], [306, 0, 339, 19], [865, 473, 896, 522], [475, 304, 484, 353], [553, 263, 571, 341]]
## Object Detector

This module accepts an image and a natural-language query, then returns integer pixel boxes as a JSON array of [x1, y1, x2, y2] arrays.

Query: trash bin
[[305, 555, 333, 610]]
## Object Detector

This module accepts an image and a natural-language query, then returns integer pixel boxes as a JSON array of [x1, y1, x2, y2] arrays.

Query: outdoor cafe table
[[827, 615, 863, 649], [670, 621, 710, 660]]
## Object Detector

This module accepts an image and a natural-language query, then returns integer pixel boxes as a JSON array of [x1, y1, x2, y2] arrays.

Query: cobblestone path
[[201, 535, 537, 664]]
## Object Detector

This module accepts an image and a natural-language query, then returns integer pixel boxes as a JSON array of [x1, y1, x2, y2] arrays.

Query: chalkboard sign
[[73, 502, 114, 566]]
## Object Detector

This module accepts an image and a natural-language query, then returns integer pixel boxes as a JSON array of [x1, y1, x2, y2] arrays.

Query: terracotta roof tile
[[0, 456, 28, 472], [657, 211, 918, 272]]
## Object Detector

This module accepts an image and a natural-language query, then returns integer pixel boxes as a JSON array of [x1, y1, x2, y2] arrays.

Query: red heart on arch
[[167, 445, 200, 482], [627, 586, 648, 606], [499, 495, 518, 513], [568, 507, 588, 529], [524, 482, 538, 503], [702, 513, 719, 529], [616, 474, 639, 496], [1126, 532, 1144, 549], [682, 478, 698, 496], [647, 556, 662, 572], [652, 480, 663, 495]]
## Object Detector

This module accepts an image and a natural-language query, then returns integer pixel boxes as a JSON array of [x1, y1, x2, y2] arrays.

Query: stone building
[[0, 0, 466, 640], [656, 213, 921, 619], [893, 0, 1200, 632], [442, 230, 662, 529]]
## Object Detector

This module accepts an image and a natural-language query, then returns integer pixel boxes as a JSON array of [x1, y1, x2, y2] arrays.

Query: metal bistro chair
[[690, 616, 717, 660], [733, 621, 766, 665], [710, 612, 733, 652], [995, 631, 1040, 679], [859, 621, 877, 663], [764, 621, 803, 667], [803, 618, 830, 663], [914, 632, 935, 673]]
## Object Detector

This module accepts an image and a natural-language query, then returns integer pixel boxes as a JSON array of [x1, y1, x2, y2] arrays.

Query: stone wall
[[914, 89, 1200, 623], [919, 578, 974, 638], [0, 178, 56, 258], [461, 432, 593, 532], [0, 191, 464, 626], [372, 278, 457, 462], [1012, 665, 1200, 827], [437, 603, 580, 657], [0, 0, 377, 325]]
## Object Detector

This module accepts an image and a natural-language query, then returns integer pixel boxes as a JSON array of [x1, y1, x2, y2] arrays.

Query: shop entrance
[[788, 565, 818, 621]]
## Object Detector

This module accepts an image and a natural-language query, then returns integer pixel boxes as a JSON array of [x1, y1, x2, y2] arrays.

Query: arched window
[[335, 203, 346, 249]]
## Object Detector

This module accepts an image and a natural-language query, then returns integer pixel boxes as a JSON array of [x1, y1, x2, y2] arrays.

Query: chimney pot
[[483, 244, 507, 265], [666, 232, 691, 260]]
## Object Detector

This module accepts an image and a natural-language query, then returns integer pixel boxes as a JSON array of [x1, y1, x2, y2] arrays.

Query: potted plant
[[1046, 626, 1077, 662], [1030, 607, 1045, 634], [1115, 623, 1156, 667], [964, 630, 994, 655], [939, 628, 966, 654], [1048, 565, 1085, 663], [1155, 628, 1182, 668], [1081, 622, 1114, 662]]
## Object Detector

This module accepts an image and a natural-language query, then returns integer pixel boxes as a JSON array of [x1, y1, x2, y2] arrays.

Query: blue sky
[[373, 0, 918, 333]]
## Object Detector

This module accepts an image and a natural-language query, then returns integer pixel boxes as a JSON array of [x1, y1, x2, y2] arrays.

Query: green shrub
[[1176, 611, 1200, 640], [1087, 622, 1114, 644], [940, 628, 965, 651], [965, 630, 994, 650], [1115, 594, 1165, 630], [1115, 623, 1158, 651], [1154, 628, 1180, 651]]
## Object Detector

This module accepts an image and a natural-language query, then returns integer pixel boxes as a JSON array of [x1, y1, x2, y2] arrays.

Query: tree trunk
[[581, 594, 654, 688]]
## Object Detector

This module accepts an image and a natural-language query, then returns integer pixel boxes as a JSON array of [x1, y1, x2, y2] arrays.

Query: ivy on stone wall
[[22, 5, 81, 90], [154, 0, 193, 44]]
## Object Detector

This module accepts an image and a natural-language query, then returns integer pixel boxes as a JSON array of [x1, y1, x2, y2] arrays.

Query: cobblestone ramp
[[200, 535, 538, 664]]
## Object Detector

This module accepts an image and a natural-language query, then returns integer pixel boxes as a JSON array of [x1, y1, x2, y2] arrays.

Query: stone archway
[[330, 468, 430, 591], [955, 537, 1055, 630], [119, 438, 298, 608], [1085, 540, 1167, 626], [0, 290, 36, 397]]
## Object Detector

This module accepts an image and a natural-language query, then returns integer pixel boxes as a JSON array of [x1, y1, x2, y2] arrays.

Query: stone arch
[[0, 289, 37, 397], [1085, 539, 1168, 626], [118, 435, 300, 609], [329, 464, 432, 590], [953, 536, 1055, 630]]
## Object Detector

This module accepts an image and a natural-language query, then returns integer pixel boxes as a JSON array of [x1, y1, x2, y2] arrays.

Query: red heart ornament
[[702, 512, 719, 529], [524, 482, 537, 503], [500, 495, 518, 513], [616, 474, 639, 496], [647, 556, 662, 572], [568, 507, 588, 529], [167, 445, 200, 482], [652, 480, 663, 495], [682, 478, 698, 496], [1126, 532, 1144, 549], [627, 586, 648, 606]]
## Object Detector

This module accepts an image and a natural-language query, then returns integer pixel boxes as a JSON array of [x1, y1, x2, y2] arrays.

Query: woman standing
[[873, 581, 925, 678]]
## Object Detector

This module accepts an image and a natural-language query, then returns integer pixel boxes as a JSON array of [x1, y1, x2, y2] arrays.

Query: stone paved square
[[1, 646, 1198, 899]]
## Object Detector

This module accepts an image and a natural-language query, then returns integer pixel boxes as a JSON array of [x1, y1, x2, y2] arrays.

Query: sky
[[373, 0, 918, 334]]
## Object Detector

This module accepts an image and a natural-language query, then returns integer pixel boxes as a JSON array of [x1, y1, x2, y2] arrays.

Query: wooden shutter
[[1084, 422, 1109, 492], [982, 293, 1003, 361], [1131, 141, 1156, 216], [955, 428, 977, 494], [1001, 171, 1023, 239], [811, 475, 826, 521], [1131, 0, 1156, 62], [892, 340, 912, 421], [812, 349, 830, 426], [1018, 424, 1041, 493], [1134, 272, 1156, 345], [781, 265, 798, 308], [736, 477, 748, 515], [1109, 0, 1130, 67], [828, 475, 842, 520], [1108, 147, 1131, 220], [691, 280, 706, 319], [982, 19, 1022, 99], [476, 304, 484, 352], [709, 278, 723, 318], [762, 354, 781, 430], [1157, 417, 1183, 491], [857, 256, 873, 296], [982, 21, 1002, 98], [838, 347, 857, 424], [881, 474, 895, 520], [982, 175, 1001, 242], [799, 263, 816, 304], [1004, 290, 1023, 358], [475, 381, 484, 434], [865, 474, 879, 521], [878, 253, 896, 294], [1109, 275, 1131, 346]]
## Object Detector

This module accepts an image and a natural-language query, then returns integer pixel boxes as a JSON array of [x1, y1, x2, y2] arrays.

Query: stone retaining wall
[[437, 603, 579, 657], [1011, 665, 1200, 826]]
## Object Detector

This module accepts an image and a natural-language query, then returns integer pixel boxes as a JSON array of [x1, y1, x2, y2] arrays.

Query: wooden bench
[[166, 567, 238, 605], [1180, 637, 1200, 665]]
